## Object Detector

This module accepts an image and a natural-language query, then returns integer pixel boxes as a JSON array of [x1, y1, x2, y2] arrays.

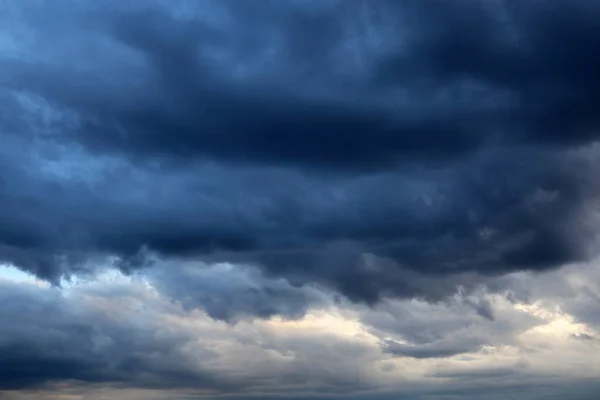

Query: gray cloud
[[0, 273, 382, 396], [381, 337, 484, 359], [0, 279, 232, 391], [2, 0, 600, 306], [146, 261, 329, 321], [360, 289, 542, 359], [1, 260, 599, 398]]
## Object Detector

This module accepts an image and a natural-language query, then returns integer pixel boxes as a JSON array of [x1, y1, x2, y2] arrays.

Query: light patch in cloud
[[0, 263, 48, 287], [9, 261, 600, 399]]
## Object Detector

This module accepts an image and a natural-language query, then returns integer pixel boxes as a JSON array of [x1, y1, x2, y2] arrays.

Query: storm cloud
[[2, 1, 600, 397], [0, 276, 233, 392], [2, 0, 600, 306]]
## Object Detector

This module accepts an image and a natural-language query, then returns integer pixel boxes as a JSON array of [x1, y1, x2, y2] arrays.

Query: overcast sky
[[1, 0, 600, 399]]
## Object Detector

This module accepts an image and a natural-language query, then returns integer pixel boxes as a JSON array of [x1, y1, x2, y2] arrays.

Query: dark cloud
[[146, 261, 328, 321], [375, 0, 600, 146], [0, 280, 232, 391], [83, 0, 600, 169], [428, 365, 524, 380], [361, 292, 542, 359], [0, 275, 381, 396], [381, 337, 483, 359], [1, 0, 600, 308]]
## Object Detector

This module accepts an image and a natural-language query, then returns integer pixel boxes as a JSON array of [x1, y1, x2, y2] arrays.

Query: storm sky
[[1, 0, 600, 399]]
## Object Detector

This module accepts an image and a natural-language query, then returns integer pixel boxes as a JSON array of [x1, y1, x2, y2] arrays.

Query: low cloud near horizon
[[1, 0, 600, 399]]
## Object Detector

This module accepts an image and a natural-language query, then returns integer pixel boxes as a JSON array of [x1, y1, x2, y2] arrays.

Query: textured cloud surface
[[1, 262, 600, 399], [1, 0, 600, 398]]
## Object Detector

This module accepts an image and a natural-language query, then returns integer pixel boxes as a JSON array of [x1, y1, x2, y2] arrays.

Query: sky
[[1, 0, 600, 399]]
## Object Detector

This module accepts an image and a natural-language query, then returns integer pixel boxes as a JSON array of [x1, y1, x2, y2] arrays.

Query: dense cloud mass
[[2, 0, 600, 299], [147, 261, 329, 321], [2, 0, 600, 398], [1, 262, 600, 399], [0, 278, 228, 392]]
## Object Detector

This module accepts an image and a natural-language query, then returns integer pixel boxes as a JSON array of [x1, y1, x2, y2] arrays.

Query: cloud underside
[[2, 0, 600, 301], [0, 260, 599, 399], [2, 0, 600, 398]]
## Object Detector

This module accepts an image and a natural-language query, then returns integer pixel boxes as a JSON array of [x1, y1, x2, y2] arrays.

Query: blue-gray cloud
[[0, 280, 231, 391], [1, 0, 600, 309]]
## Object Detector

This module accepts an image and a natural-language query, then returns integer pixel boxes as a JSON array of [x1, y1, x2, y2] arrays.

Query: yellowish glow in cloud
[[267, 309, 374, 340], [515, 302, 594, 338]]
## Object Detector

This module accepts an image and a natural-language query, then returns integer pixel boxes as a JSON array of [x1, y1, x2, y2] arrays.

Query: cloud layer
[[1, 260, 600, 399], [2, 0, 600, 398], [2, 0, 600, 297]]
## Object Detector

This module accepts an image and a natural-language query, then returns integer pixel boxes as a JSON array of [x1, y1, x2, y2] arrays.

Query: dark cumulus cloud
[[146, 261, 329, 321], [1, 0, 600, 306], [0, 280, 234, 392]]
